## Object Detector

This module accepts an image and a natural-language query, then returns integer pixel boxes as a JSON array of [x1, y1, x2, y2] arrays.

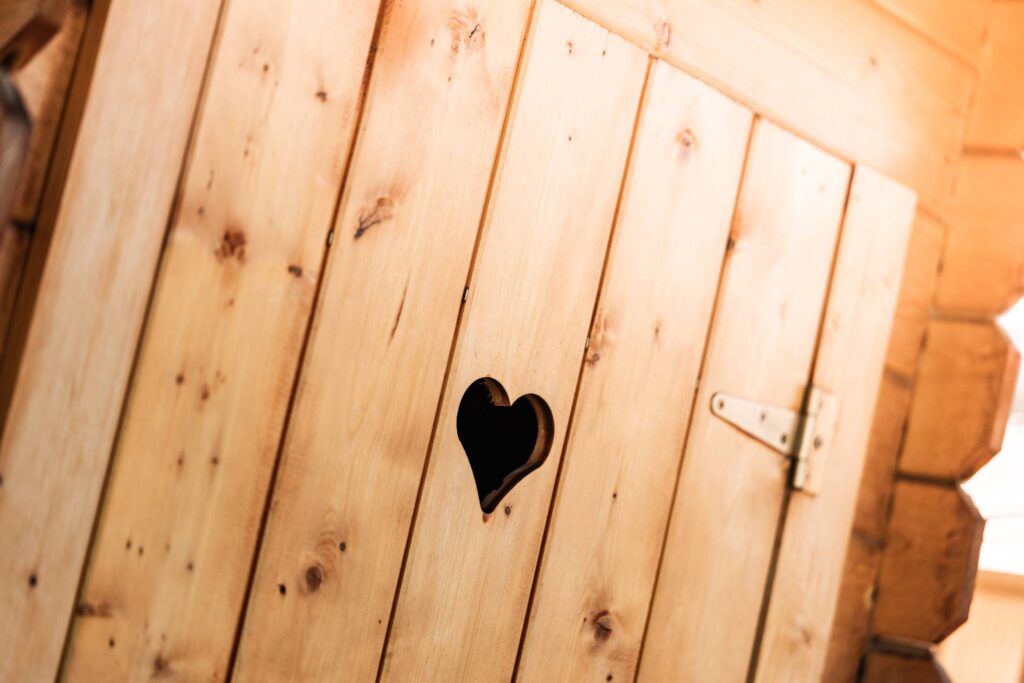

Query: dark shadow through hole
[[456, 377, 554, 514]]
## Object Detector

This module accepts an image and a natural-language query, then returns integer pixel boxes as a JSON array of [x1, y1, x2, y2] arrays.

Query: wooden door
[[14, 1, 914, 680]]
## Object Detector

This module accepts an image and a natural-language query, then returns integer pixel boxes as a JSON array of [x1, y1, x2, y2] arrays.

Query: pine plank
[[0, 0, 223, 679], [639, 119, 850, 682], [755, 166, 916, 682], [231, 1, 533, 680], [824, 210, 943, 682], [380, 3, 648, 679], [558, 0, 973, 206], [965, 3, 1024, 150], [62, 1, 382, 679], [870, 0, 989, 69], [874, 481, 985, 643], [516, 60, 752, 683], [901, 320, 1019, 481], [10, 0, 87, 226]]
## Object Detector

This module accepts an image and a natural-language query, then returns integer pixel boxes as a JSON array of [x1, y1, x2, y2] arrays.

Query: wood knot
[[305, 564, 325, 593], [215, 229, 246, 261], [447, 10, 483, 56], [591, 609, 614, 643], [354, 197, 394, 239]]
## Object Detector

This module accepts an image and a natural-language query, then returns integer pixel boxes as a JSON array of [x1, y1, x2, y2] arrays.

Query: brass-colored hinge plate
[[710, 387, 840, 495]]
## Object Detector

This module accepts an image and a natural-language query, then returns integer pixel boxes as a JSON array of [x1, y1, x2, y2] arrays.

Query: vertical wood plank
[[638, 119, 850, 682], [754, 166, 916, 682], [381, 3, 647, 679], [0, 1, 223, 679], [516, 60, 752, 683], [232, 1, 533, 680], [62, 0, 382, 679]]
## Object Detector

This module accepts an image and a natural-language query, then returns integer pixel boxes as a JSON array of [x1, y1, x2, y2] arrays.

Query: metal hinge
[[710, 387, 839, 494]]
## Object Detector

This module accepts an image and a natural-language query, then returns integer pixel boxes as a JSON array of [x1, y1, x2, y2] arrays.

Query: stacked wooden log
[[827, 4, 1024, 680]]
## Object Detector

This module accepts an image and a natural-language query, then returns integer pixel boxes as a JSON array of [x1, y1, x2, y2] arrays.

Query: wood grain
[[10, 0, 87, 226], [965, 2, 1024, 150], [638, 120, 850, 682], [901, 320, 1019, 481], [381, 3, 647, 679], [232, 1, 532, 680], [62, 0, 382, 679], [874, 481, 985, 643], [0, 1, 223, 679], [557, 0, 973, 206], [755, 166, 916, 682], [824, 209, 943, 683], [516, 60, 752, 683]]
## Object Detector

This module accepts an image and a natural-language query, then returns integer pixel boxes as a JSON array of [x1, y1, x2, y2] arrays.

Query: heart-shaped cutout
[[456, 377, 554, 514]]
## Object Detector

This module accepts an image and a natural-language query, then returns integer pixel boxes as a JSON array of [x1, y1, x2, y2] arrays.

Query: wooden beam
[[62, 0, 384, 678], [901, 320, 1019, 481], [517, 60, 752, 683], [873, 481, 984, 643], [381, 4, 648, 678], [869, 0, 989, 69], [934, 154, 1024, 317], [232, 1, 533, 680], [965, 2, 1024, 150], [755, 166, 916, 683], [0, 0, 224, 679], [557, 0, 974, 206], [640, 120, 850, 682]]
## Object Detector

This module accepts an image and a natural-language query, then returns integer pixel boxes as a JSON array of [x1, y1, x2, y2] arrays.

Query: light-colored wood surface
[[381, 3, 647, 679], [557, 0, 973, 206], [825, 531, 885, 683], [9, 0, 86, 227], [824, 209, 944, 683], [62, 0, 383, 679], [901, 320, 1019, 480], [935, 154, 1024, 317], [0, 0, 223, 679], [965, 2, 1024, 150], [232, 1, 533, 680], [638, 120, 850, 682], [885, 212, 945, 379], [516, 60, 752, 683], [874, 481, 985, 643], [938, 571, 1024, 683], [863, 650, 952, 683], [755, 166, 916, 682], [870, 0, 989, 68]]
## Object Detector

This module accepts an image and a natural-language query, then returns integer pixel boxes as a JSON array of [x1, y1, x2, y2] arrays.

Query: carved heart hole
[[456, 377, 554, 514]]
